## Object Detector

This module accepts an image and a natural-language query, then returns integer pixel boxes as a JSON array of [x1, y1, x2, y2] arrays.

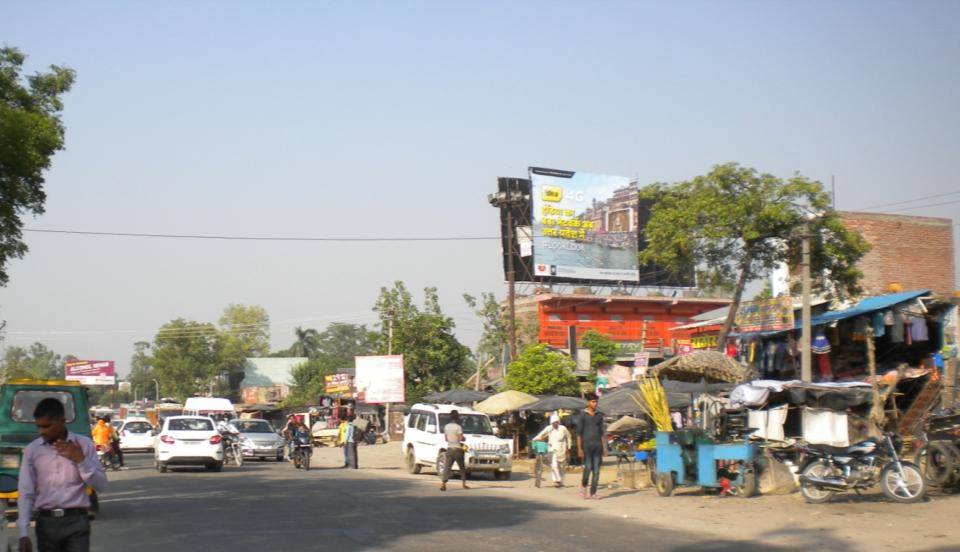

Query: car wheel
[[206, 463, 223, 472], [494, 470, 511, 481], [259, 456, 266, 462], [406, 447, 422, 474], [436, 451, 447, 478], [276, 454, 284, 462], [158, 462, 167, 474]]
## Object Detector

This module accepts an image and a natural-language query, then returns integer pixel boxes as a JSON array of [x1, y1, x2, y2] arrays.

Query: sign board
[[633, 352, 650, 368], [118, 382, 131, 393], [676, 342, 693, 356], [324, 373, 352, 395], [736, 296, 795, 333], [597, 364, 634, 388], [691, 334, 718, 349], [354, 355, 405, 404], [530, 167, 639, 282], [64, 360, 116, 385]]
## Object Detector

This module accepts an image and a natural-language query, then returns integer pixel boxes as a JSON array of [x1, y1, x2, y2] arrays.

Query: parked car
[[154, 415, 224, 472], [402, 403, 513, 480], [119, 418, 156, 452], [231, 419, 284, 461]]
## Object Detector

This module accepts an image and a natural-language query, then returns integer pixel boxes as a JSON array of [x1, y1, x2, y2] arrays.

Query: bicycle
[[532, 440, 549, 488]]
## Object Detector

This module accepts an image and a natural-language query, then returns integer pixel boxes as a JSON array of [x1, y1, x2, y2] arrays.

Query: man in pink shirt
[[17, 398, 107, 552]]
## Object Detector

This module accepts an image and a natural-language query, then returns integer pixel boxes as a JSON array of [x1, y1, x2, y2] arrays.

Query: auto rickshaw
[[0, 379, 99, 520]]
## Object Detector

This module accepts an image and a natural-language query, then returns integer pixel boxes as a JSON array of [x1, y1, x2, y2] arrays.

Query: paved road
[[12, 448, 954, 552], [72, 452, 798, 552]]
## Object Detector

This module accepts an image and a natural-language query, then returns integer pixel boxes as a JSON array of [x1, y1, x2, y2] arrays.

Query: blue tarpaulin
[[801, 289, 930, 328]]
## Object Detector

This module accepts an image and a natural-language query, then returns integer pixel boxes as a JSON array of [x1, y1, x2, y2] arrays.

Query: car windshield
[[236, 420, 274, 433], [11, 391, 76, 423], [437, 414, 493, 435], [168, 418, 213, 431], [124, 421, 152, 433]]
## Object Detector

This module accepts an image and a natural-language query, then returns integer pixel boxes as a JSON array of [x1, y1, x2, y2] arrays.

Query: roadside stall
[[474, 390, 538, 458]]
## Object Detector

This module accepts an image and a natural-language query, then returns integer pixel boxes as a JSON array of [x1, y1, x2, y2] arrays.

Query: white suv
[[402, 403, 513, 480]]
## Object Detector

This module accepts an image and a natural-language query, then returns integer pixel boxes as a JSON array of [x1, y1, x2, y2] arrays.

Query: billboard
[[64, 360, 116, 385], [530, 167, 639, 282], [354, 355, 405, 404], [324, 373, 352, 395], [736, 296, 795, 333]]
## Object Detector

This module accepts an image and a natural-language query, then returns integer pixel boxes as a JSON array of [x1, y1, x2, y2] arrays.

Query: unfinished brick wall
[[840, 211, 955, 296]]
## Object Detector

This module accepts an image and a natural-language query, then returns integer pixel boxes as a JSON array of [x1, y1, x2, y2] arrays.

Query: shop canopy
[[802, 290, 930, 329]]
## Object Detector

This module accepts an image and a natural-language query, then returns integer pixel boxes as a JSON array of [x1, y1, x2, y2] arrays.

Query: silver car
[[231, 419, 284, 461]]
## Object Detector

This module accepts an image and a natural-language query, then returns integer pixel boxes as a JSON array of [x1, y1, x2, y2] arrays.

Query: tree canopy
[[579, 330, 617, 370], [639, 163, 870, 347], [0, 47, 75, 286], [1, 342, 65, 380], [505, 344, 579, 396]]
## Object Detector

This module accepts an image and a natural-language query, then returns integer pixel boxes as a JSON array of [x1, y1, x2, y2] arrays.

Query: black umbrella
[[422, 389, 491, 405], [523, 395, 587, 412]]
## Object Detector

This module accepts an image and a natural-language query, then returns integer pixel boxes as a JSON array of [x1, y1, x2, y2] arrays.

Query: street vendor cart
[[654, 429, 759, 497]]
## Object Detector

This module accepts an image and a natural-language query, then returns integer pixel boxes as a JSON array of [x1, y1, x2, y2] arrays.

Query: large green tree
[[1, 342, 64, 380], [314, 322, 379, 367], [127, 340, 156, 400], [0, 47, 75, 286], [217, 304, 270, 396], [579, 329, 618, 374], [283, 357, 339, 407], [150, 318, 222, 401], [463, 292, 507, 372], [639, 163, 869, 348], [373, 282, 473, 403], [505, 344, 579, 396]]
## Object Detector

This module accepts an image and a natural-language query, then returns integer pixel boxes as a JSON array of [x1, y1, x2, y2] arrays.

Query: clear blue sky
[[2, 1, 958, 374]]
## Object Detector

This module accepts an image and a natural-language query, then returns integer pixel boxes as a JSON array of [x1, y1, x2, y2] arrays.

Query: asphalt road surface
[[13, 449, 956, 552]]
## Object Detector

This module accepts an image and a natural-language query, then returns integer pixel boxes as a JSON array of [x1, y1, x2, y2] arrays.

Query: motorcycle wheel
[[436, 452, 447, 479], [880, 461, 926, 503], [304, 451, 311, 471], [799, 460, 838, 504], [234, 447, 243, 468], [915, 441, 956, 486], [293, 452, 301, 469]]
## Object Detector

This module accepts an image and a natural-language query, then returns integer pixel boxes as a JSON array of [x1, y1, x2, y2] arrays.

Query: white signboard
[[354, 355, 405, 404]]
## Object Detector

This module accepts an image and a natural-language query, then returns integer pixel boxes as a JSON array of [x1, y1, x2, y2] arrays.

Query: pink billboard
[[65, 360, 116, 385]]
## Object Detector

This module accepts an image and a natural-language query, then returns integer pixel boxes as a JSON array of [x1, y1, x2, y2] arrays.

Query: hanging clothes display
[[872, 311, 886, 338], [909, 316, 929, 342], [890, 311, 905, 343]]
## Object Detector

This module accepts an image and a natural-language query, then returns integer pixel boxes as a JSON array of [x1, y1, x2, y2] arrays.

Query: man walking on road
[[440, 410, 469, 492], [344, 414, 359, 469], [577, 393, 605, 500], [18, 398, 107, 552], [533, 413, 571, 487]]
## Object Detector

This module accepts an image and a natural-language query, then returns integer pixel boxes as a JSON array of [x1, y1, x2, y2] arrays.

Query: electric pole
[[801, 220, 812, 382]]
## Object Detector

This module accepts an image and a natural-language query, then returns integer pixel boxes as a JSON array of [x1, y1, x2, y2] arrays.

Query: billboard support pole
[[506, 208, 518, 362]]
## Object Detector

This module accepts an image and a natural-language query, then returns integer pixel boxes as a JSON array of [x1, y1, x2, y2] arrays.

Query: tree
[[217, 304, 270, 398], [282, 326, 320, 358], [505, 344, 579, 396], [283, 357, 338, 407], [373, 282, 473, 403], [314, 323, 378, 367], [150, 318, 221, 401], [463, 292, 507, 371], [579, 330, 618, 370], [639, 163, 869, 349], [0, 47, 75, 286], [127, 341, 155, 400], [1, 342, 64, 380]]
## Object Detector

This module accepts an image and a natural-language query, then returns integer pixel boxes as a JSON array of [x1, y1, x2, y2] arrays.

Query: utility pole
[[505, 207, 518, 361], [387, 307, 394, 356], [801, 220, 812, 382], [152, 378, 160, 402]]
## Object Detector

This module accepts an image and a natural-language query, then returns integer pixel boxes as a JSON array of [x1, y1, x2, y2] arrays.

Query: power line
[[852, 190, 960, 212], [882, 199, 960, 214], [23, 228, 502, 242]]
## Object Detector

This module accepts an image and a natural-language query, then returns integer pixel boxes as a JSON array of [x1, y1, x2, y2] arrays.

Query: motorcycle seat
[[806, 439, 876, 456]]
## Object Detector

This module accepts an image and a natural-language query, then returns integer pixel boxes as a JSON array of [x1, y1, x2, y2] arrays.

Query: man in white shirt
[[533, 413, 571, 487]]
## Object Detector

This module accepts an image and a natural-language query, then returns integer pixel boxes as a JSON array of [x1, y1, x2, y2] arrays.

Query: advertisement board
[[354, 355, 405, 404], [529, 167, 639, 282], [736, 296, 795, 333], [324, 373, 352, 395], [64, 360, 116, 385]]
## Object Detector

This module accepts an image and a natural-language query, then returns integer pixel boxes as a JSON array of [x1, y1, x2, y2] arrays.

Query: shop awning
[[804, 289, 930, 328]]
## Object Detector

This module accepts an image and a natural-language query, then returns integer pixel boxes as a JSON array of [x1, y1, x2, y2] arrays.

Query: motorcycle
[[798, 432, 925, 504], [291, 434, 312, 471], [96, 444, 120, 471]]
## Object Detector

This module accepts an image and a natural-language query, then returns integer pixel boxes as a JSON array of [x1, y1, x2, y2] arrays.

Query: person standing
[[577, 393, 605, 500], [344, 414, 359, 469], [533, 413, 571, 487], [440, 410, 469, 492], [18, 398, 107, 552], [337, 418, 350, 468]]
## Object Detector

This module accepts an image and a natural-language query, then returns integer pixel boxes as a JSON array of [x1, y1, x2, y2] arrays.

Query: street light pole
[[801, 220, 812, 382]]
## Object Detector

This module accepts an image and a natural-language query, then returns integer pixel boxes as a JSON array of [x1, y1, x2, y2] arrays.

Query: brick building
[[840, 212, 955, 296], [515, 293, 730, 359]]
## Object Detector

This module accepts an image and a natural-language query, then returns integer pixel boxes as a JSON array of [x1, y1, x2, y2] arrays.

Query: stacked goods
[[632, 377, 672, 432], [649, 350, 751, 384]]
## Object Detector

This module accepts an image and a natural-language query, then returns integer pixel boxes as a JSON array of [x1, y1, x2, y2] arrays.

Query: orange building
[[515, 293, 731, 358]]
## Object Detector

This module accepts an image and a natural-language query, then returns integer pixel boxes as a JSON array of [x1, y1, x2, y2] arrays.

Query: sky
[[1, 1, 958, 375]]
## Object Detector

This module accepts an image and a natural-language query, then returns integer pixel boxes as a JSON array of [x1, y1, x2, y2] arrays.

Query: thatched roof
[[650, 351, 752, 384]]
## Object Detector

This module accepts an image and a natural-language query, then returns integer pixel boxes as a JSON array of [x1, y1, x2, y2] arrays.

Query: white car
[[119, 418, 155, 452], [402, 403, 513, 480], [154, 415, 224, 472]]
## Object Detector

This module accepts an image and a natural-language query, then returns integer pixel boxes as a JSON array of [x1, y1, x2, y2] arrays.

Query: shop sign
[[736, 296, 794, 333], [617, 341, 647, 354], [692, 334, 718, 349], [324, 373, 351, 394]]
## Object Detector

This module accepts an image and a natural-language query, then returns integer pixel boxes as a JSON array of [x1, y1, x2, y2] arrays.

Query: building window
[[611, 314, 623, 323], [675, 318, 687, 325], [643, 315, 655, 322], [578, 314, 591, 322], [548, 314, 562, 322]]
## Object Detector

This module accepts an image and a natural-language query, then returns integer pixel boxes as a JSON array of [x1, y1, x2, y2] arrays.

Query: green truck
[[0, 379, 97, 515]]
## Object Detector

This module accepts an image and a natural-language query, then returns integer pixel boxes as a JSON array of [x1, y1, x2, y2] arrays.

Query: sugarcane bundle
[[631, 377, 672, 432]]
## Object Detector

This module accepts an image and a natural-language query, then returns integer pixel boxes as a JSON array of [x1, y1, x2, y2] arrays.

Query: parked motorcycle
[[291, 434, 312, 471], [913, 406, 960, 488], [798, 433, 925, 504]]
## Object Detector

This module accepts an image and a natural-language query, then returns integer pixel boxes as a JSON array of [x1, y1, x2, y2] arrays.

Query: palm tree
[[289, 327, 320, 358]]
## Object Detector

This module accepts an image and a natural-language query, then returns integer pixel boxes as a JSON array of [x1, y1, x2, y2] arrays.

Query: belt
[[37, 508, 87, 518]]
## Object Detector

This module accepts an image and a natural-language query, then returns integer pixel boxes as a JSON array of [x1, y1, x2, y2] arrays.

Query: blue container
[[634, 451, 648, 461]]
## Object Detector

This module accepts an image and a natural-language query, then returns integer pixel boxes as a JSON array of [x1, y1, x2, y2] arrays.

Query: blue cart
[[654, 430, 759, 497]]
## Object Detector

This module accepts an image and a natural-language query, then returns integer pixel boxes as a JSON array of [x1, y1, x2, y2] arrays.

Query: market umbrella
[[522, 395, 587, 413], [422, 389, 491, 404], [606, 415, 648, 434], [598, 383, 643, 416], [649, 351, 752, 384], [473, 390, 539, 415]]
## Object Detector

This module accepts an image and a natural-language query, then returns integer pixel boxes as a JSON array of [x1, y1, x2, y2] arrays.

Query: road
[[20, 446, 960, 552]]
